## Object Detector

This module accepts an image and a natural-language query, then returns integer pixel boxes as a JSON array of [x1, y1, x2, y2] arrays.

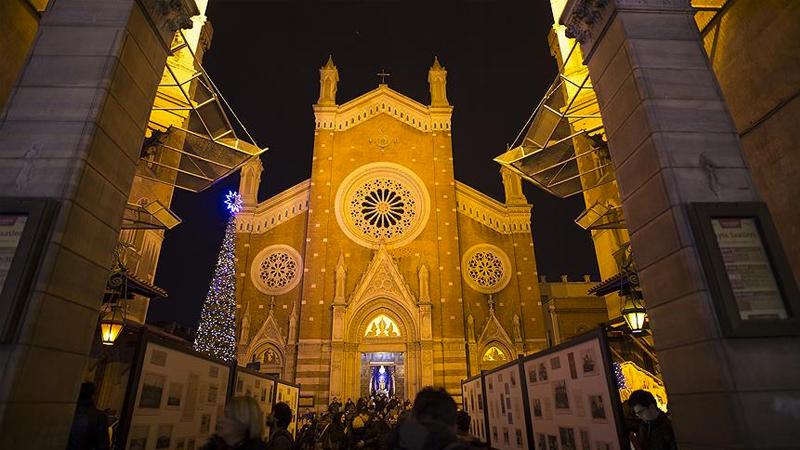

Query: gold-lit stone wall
[[234, 61, 545, 408], [697, 0, 800, 282]]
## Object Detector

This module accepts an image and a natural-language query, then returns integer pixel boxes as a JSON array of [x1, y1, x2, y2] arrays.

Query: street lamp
[[99, 302, 125, 346], [620, 289, 647, 333]]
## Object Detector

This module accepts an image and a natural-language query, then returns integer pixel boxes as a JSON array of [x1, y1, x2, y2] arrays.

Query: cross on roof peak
[[377, 70, 391, 85]]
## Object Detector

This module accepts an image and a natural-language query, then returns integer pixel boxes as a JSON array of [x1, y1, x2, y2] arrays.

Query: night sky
[[149, 0, 599, 329]]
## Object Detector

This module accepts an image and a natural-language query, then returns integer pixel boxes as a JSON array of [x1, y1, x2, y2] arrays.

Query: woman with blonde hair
[[201, 396, 268, 450]]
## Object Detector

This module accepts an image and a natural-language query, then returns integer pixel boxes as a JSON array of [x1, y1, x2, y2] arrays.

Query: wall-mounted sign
[[689, 203, 800, 337], [0, 215, 28, 293], [0, 198, 58, 343]]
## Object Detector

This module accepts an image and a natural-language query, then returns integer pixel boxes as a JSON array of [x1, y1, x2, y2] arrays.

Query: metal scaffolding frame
[[494, 41, 612, 198], [140, 30, 266, 193]]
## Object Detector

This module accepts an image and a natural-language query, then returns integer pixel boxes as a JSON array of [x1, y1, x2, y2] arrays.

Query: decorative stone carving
[[335, 249, 347, 303], [141, 0, 199, 48], [250, 244, 303, 295], [369, 130, 399, 151], [513, 314, 522, 343], [335, 163, 430, 249], [562, 0, 608, 44], [467, 314, 476, 343], [418, 263, 430, 302], [461, 244, 513, 294], [239, 302, 251, 345]]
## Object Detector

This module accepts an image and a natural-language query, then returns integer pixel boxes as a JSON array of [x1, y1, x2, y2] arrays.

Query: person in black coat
[[628, 390, 677, 450], [67, 382, 110, 450]]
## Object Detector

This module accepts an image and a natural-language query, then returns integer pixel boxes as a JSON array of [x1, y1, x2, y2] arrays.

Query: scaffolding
[[139, 30, 266, 193], [494, 41, 612, 198]]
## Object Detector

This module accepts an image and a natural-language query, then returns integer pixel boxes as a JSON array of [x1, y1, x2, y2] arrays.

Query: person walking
[[628, 390, 677, 450], [267, 402, 296, 450], [200, 396, 268, 450], [67, 382, 110, 450]]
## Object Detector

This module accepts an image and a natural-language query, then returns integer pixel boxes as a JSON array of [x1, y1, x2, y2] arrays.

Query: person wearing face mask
[[628, 390, 676, 450], [201, 397, 268, 450]]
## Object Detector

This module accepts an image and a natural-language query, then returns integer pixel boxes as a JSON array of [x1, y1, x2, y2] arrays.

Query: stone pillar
[[0, 0, 197, 448], [561, 0, 799, 447]]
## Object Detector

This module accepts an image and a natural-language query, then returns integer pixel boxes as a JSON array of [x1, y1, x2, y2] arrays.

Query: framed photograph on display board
[[482, 360, 533, 450], [461, 373, 489, 443], [522, 327, 624, 450], [0, 198, 58, 343], [275, 379, 300, 437], [687, 202, 800, 337], [233, 367, 276, 433], [118, 332, 232, 450]]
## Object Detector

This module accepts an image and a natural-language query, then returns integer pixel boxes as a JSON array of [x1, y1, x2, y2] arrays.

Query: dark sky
[[149, 0, 600, 329]]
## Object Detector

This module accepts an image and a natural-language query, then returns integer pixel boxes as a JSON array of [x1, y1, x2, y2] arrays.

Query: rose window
[[250, 245, 303, 295], [336, 163, 430, 249], [467, 251, 505, 289], [461, 244, 512, 294], [350, 178, 417, 241], [260, 252, 297, 290]]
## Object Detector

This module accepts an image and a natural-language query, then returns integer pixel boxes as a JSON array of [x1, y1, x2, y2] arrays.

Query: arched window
[[364, 314, 401, 338], [482, 345, 508, 362]]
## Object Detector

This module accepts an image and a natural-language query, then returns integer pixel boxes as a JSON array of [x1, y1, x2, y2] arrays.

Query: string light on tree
[[194, 190, 241, 362]]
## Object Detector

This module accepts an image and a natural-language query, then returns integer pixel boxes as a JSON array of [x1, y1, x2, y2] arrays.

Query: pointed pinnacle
[[432, 56, 443, 70], [324, 55, 335, 68]]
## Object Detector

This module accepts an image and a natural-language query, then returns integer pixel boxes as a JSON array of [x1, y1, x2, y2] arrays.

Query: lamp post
[[620, 288, 647, 334], [99, 302, 126, 345]]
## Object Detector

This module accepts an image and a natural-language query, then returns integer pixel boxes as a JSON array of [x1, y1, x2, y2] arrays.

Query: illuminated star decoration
[[225, 190, 243, 215]]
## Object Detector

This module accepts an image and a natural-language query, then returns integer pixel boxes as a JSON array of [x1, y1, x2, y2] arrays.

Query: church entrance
[[359, 352, 404, 399]]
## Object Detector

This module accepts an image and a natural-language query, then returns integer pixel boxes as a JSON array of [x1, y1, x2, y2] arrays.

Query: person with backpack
[[267, 402, 295, 450]]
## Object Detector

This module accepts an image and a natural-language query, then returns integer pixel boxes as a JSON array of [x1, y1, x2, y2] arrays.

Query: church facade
[[233, 57, 547, 407]]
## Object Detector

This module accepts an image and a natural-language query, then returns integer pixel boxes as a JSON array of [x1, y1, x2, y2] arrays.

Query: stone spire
[[318, 55, 339, 106], [239, 157, 263, 206], [428, 56, 449, 107], [500, 166, 527, 205]]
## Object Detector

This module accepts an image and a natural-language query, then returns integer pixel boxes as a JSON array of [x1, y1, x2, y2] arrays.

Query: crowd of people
[[67, 382, 674, 450]]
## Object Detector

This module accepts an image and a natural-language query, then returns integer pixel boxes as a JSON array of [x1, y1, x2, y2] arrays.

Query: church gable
[[315, 85, 452, 133], [347, 245, 417, 312], [236, 179, 310, 234], [454, 181, 531, 234]]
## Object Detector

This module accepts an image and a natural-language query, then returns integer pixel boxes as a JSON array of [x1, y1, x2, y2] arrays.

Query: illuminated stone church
[[233, 57, 546, 407]]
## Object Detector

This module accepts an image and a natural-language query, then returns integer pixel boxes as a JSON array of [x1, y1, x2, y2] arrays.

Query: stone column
[[561, 0, 799, 447], [0, 0, 196, 448]]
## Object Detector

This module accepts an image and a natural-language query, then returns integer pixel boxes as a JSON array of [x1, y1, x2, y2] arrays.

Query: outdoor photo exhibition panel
[[484, 362, 531, 450], [234, 368, 276, 419], [462, 375, 488, 443], [275, 380, 300, 436], [523, 328, 623, 450], [123, 340, 231, 450]]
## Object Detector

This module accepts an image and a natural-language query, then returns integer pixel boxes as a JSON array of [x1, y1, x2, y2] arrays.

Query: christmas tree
[[194, 191, 242, 362]]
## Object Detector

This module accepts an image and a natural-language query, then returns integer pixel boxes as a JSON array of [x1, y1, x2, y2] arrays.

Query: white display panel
[[462, 376, 487, 442], [484, 363, 529, 450], [523, 334, 620, 450], [125, 342, 230, 450]]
